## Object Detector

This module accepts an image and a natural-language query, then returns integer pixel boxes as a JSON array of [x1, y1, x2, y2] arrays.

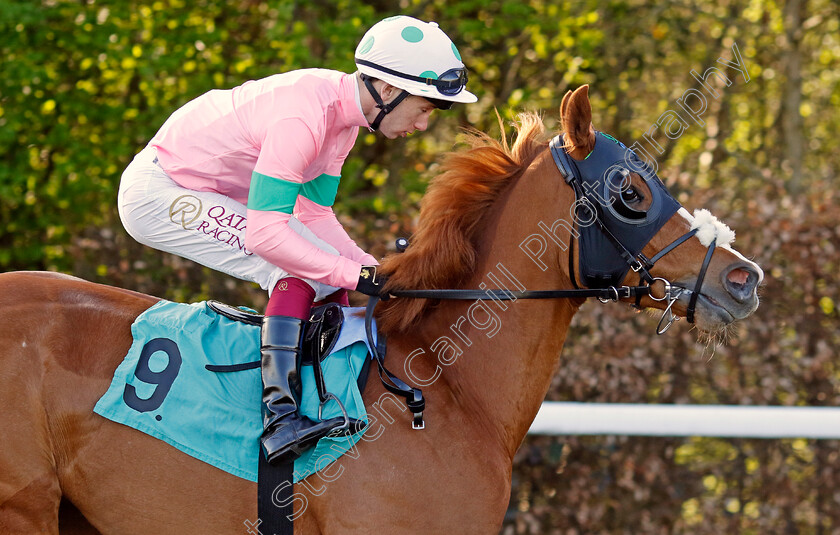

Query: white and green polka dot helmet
[[355, 15, 477, 105]]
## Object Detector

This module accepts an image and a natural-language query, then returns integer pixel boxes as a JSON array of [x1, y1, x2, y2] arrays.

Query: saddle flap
[[302, 303, 344, 365], [207, 300, 263, 326]]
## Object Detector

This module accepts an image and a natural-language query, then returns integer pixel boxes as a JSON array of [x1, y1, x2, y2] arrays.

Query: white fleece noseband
[[679, 208, 736, 248]]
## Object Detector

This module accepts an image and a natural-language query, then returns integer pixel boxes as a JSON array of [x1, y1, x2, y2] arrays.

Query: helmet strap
[[361, 73, 411, 131]]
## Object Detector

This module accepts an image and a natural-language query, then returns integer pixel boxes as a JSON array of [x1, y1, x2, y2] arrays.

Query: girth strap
[[257, 451, 294, 535]]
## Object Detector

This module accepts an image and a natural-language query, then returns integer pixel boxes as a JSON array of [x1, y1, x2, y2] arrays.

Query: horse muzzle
[[676, 259, 763, 330]]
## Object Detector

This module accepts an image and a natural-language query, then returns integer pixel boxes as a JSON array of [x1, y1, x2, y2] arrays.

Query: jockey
[[117, 15, 477, 465]]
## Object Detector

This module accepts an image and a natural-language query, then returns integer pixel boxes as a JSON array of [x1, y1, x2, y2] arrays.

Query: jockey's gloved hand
[[355, 266, 389, 298]]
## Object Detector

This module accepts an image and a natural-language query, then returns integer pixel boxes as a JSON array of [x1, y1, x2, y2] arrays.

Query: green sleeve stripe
[[248, 172, 301, 213], [301, 173, 340, 207]]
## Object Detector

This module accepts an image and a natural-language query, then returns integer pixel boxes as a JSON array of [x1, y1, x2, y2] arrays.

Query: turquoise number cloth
[[94, 300, 372, 483]]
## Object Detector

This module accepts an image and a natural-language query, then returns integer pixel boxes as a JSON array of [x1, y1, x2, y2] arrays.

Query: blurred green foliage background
[[3, 0, 840, 532]]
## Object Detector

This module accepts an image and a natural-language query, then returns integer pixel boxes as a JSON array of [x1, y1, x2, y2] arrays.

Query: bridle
[[546, 134, 717, 332], [383, 133, 719, 329], [363, 131, 719, 429]]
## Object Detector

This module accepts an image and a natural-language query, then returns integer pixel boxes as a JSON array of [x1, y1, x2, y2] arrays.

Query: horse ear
[[560, 89, 572, 120], [561, 85, 596, 160]]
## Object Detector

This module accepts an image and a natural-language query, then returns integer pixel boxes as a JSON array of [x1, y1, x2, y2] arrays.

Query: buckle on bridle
[[630, 259, 645, 273], [598, 285, 633, 303]]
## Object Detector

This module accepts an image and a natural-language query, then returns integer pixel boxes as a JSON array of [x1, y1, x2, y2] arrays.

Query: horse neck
[[395, 155, 582, 458]]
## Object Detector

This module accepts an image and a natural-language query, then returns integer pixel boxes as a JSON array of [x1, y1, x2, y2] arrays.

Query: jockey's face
[[377, 88, 436, 139]]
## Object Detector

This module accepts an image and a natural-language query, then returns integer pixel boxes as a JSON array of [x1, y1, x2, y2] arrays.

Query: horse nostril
[[723, 265, 759, 302], [727, 268, 750, 286]]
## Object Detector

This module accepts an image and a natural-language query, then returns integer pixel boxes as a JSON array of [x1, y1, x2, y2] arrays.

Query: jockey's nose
[[415, 112, 430, 132], [722, 262, 763, 303]]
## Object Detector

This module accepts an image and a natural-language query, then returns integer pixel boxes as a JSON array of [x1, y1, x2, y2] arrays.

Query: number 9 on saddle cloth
[[93, 300, 373, 483]]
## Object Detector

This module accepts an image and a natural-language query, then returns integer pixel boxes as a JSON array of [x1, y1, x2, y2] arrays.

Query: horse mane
[[376, 112, 549, 334]]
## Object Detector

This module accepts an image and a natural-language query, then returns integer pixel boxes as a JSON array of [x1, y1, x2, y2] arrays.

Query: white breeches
[[117, 146, 339, 299]]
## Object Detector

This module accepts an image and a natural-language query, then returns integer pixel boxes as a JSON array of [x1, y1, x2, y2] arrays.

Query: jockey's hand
[[355, 266, 389, 298]]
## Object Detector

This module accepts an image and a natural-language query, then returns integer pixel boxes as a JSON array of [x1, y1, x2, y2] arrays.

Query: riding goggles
[[354, 59, 469, 96]]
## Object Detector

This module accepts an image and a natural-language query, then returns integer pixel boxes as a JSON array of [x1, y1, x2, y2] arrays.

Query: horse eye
[[622, 186, 643, 203]]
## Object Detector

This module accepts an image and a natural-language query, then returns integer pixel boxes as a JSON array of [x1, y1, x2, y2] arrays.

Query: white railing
[[528, 402, 840, 439]]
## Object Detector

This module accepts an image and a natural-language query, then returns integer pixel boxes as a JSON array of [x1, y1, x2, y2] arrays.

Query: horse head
[[377, 85, 760, 340], [557, 85, 762, 333]]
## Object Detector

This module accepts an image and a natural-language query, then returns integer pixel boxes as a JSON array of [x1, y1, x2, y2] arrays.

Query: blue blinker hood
[[550, 131, 682, 288]]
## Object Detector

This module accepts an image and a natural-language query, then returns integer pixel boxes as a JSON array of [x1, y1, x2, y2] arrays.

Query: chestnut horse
[[0, 86, 761, 534]]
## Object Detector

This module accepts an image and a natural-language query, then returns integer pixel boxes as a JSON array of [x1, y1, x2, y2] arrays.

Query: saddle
[[206, 300, 346, 365]]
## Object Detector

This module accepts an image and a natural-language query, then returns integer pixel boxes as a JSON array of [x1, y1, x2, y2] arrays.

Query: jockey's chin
[[376, 97, 433, 139], [379, 128, 410, 139]]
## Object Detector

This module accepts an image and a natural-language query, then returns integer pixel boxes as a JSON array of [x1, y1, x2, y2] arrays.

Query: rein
[[363, 133, 719, 429], [389, 285, 650, 301]]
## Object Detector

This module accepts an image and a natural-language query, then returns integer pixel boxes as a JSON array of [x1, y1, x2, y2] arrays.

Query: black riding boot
[[260, 315, 347, 465]]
